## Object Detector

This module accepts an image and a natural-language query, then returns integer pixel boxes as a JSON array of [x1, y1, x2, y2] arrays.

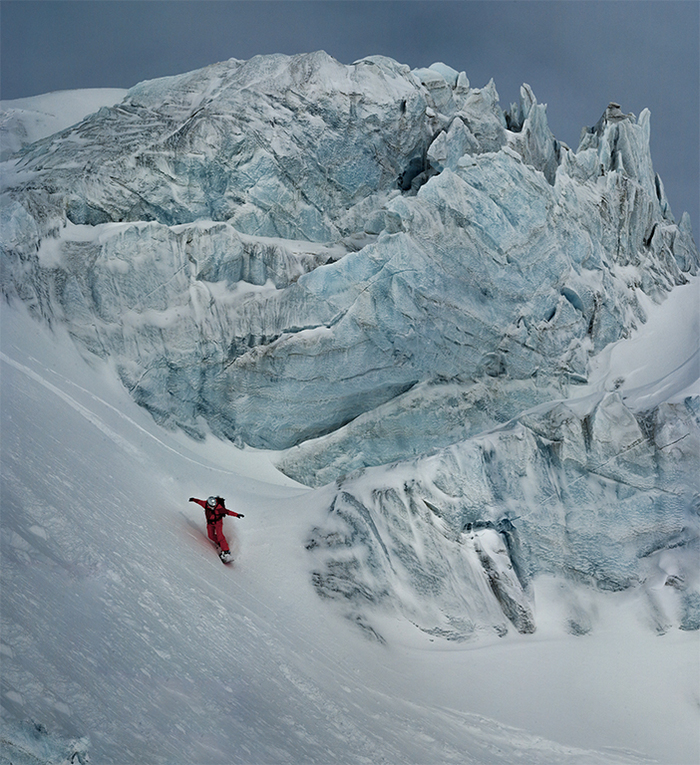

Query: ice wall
[[1, 53, 697, 457], [0, 718, 89, 765], [307, 394, 700, 641]]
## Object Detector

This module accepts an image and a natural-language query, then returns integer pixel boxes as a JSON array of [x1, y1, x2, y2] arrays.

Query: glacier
[[1, 52, 696, 455], [0, 89, 128, 161], [306, 391, 700, 641], [1, 50, 699, 761]]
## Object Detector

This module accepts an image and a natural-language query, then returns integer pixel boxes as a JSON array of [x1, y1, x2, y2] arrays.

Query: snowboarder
[[189, 496, 244, 562]]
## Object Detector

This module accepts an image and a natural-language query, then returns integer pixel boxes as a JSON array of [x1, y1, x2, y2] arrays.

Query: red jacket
[[190, 497, 243, 524]]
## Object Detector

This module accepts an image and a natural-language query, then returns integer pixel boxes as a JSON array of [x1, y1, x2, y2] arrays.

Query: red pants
[[207, 520, 229, 553]]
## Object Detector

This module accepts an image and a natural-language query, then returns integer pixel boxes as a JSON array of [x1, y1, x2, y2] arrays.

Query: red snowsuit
[[189, 497, 242, 553]]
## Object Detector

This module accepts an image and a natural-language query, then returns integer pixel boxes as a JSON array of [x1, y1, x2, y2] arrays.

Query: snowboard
[[217, 548, 234, 564]]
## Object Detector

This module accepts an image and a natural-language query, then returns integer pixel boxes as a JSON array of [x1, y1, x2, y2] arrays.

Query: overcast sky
[[1, 1, 698, 233]]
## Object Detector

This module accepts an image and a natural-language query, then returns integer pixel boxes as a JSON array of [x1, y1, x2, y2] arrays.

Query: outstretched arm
[[189, 497, 207, 509], [227, 510, 245, 518]]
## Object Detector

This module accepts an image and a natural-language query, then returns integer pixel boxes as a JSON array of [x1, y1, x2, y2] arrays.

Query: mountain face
[[1, 51, 698, 640]]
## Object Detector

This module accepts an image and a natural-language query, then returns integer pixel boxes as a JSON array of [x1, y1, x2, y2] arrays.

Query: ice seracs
[[307, 392, 699, 641], [2, 52, 696, 453]]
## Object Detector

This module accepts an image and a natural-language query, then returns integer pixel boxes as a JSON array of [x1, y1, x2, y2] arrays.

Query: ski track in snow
[[0, 350, 146, 461], [0, 350, 240, 475]]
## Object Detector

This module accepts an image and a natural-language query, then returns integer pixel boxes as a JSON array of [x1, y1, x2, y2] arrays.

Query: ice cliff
[[1, 51, 698, 639], [307, 393, 700, 640]]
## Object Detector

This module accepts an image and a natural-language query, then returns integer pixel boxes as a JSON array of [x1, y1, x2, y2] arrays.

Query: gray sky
[[1, 1, 698, 234]]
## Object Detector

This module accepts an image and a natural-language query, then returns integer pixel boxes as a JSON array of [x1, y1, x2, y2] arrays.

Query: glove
[[238, 513, 245, 518], [188, 497, 195, 502]]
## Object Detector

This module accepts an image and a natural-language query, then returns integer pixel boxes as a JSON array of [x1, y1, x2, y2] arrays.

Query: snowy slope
[[1, 298, 698, 764], [0, 89, 128, 160], [584, 277, 700, 408]]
